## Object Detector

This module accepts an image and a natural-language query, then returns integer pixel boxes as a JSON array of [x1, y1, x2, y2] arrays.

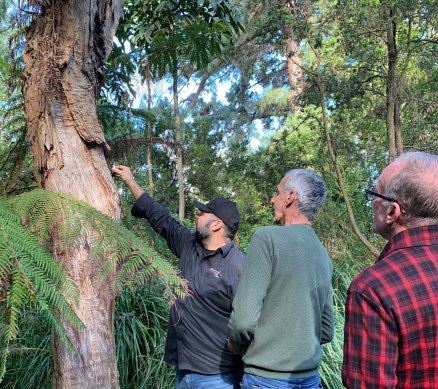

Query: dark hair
[[383, 152, 438, 225], [222, 223, 236, 242], [283, 169, 327, 221]]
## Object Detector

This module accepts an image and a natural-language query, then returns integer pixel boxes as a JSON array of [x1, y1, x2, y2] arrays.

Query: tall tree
[[336, 0, 438, 161], [22, 1, 123, 387], [120, 0, 242, 219]]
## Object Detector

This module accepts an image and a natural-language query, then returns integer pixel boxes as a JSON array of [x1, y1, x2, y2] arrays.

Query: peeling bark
[[22, 1, 123, 387]]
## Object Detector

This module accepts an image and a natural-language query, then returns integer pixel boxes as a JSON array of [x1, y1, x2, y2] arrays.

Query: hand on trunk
[[112, 165, 145, 200]]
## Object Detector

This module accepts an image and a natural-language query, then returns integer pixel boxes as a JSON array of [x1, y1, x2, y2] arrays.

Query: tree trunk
[[22, 1, 123, 387], [313, 46, 380, 258], [145, 57, 154, 197], [284, 0, 306, 114], [382, 0, 398, 162], [394, 95, 404, 155], [285, 36, 304, 114], [172, 63, 185, 220]]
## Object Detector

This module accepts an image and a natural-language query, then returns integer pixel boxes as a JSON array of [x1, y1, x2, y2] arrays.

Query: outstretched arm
[[112, 165, 145, 200], [112, 165, 192, 258]]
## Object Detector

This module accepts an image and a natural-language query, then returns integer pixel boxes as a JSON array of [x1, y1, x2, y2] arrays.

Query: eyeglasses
[[364, 189, 407, 215]]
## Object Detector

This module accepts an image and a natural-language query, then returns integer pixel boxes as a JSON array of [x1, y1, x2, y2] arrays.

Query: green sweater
[[228, 224, 334, 379]]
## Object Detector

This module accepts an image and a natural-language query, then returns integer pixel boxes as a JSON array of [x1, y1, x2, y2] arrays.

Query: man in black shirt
[[112, 165, 244, 389]]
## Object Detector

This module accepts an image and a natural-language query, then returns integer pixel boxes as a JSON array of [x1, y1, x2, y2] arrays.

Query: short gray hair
[[382, 151, 438, 226], [283, 169, 327, 221]]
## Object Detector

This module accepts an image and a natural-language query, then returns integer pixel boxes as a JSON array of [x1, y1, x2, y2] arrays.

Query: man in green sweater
[[227, 169, 334, 388]]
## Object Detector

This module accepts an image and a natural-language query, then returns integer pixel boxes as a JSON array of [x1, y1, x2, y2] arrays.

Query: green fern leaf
[[0, 198, 84, 383]]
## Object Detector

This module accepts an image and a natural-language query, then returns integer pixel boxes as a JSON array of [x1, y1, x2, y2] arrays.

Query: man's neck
[[202, 236, 229, 251], [280, 204, 312, 226], [282, 213, 311, 226]]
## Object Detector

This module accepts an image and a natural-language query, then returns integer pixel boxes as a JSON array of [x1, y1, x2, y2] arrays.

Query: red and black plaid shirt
[[342, 224, 438, 388]]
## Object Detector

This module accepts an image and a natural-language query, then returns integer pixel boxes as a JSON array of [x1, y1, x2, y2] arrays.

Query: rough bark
[[22, 1, 123, 387]]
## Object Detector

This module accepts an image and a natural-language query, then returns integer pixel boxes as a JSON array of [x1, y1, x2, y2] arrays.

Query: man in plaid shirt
[[342, 151, 438, 388]]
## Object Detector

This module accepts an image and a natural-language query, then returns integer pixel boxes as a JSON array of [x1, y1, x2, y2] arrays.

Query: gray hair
[[283, 169, 327, 221], [382, 151, 438, 226]]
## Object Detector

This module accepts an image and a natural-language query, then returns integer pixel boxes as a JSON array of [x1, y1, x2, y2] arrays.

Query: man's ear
[[210, 219, 223, 232], [285, 190, 295, 207], [385, 203, 403, 225]]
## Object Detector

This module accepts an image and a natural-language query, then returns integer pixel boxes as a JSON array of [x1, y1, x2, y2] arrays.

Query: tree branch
[[311, 41, 380, 258]]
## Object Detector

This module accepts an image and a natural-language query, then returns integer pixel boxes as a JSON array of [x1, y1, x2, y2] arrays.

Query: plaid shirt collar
[[377, 224, 438, 263]]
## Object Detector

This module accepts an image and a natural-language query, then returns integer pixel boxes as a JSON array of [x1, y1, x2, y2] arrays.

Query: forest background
[[0, 0, 437, 388]]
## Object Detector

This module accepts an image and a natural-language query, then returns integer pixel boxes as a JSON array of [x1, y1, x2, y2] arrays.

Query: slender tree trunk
[[284, 0, 305, 113], [393, 18, 414, 157], [187, 70, 213, 112], [145, 57, 154, 196], [22, 1, 123, 387], [382, 0, 398, 162], [394, 96, 403, 155], [313, 47, 380, 258], [172, 63, 185, 220]]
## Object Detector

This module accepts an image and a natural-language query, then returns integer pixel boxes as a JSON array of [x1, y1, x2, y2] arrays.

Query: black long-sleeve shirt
[[132, 193, 244, 374]]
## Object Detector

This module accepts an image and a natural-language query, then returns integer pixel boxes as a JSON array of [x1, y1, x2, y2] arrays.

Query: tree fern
[[0, 200, 83, 383], [1, 189, 187, 383], [7, 189, 188, 300]]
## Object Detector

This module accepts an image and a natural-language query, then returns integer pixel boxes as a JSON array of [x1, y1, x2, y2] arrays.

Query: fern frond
[[0, 267, 27, 380], [7, 189, 188, 302], [0, 199, 84, 383], [12, 191, 60, 243]]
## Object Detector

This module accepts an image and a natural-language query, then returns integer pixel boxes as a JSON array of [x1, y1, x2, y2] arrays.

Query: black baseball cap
[[193, 197, 240, 232]]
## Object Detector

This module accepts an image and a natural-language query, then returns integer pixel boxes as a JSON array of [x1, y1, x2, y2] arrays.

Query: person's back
[[345, 227, 438, 387], [234, 224, 333, 378], [342, 152, 438, 388], [228, 169, 334, 389]]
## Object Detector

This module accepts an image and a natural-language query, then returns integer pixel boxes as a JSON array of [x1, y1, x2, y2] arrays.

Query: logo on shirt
[[208, 267, 222, 278]]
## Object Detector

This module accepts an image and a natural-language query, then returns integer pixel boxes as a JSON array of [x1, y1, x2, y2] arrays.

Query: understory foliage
[[0, 189, 188, 384], [1, 284, 175, 389], [0, 199, 82, 382]]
